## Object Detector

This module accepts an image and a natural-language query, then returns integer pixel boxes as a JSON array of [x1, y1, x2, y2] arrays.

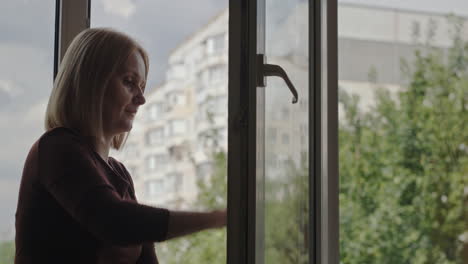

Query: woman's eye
[[124, 79, 134, 87]]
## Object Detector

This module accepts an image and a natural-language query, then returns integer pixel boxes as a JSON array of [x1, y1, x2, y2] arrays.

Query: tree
[[157, 107, 227, 264], [0, 240, 15, 264], [339, 16, 468, 263], [159, 15, 468, 264], [157, 151, 227, 264], [264, 152, 309, 264]]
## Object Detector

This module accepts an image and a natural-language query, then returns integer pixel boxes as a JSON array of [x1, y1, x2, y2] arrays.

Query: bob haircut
[[45, 27, 149, 150]]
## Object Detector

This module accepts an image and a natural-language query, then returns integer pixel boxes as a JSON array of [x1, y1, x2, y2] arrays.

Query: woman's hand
[[165, 208, 227, 240]]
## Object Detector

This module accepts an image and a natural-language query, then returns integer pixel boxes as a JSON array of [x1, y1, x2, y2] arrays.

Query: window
[[167, 119, 187, 136], [166, 172, 183, 193], [146, 154, 168, 171], [0, 1, 55, 253], [280, 107, 289, 120], [148, 103, 161, 121], [281, 133, 290, 144], [127, 166, 137, 177], [123, 142, 139, 157], [90, 1, 228, 262], [197, 70, 209, 89], [146, 127, 164, 145], [338, 2, 468, 263], [196, 162, 212, 182], [208, 64, 225, 84], [206, 33, 225, 54], [146, 155, 157, 171], [167, 63, 186, 80], [267, 127, 277, 142], [216, 95, 227, 114], [146, 179, 164, 197], [166, 91, 187, 106], [266, 153, 278, 169]]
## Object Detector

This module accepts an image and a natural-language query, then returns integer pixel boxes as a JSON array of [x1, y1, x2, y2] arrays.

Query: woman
[[15, 28, 226, 263]]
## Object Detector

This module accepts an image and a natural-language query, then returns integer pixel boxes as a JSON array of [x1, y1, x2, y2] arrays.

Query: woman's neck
[[95, 137, 112, 163]]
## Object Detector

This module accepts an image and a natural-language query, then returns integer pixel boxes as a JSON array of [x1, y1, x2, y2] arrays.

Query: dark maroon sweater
[[15, 127, 169, 263]]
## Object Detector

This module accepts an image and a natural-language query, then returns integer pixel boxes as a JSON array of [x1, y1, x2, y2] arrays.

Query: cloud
[[23, 98, 48, 125], [0, 97, 47, 176], [91, 0, 228, 89], [101, 0, 137, 18], [0, 178, 19, 241], [0, 0, 54, 50], [0, 43, 53, 112], [0, 79, 23, 98], [0, 97, 48, 239]]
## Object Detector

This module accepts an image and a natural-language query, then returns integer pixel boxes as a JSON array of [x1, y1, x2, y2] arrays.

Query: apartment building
[[111, 9, 229, 209]]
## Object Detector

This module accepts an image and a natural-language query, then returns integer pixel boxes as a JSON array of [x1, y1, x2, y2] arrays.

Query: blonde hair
[[45, 28, 149, 150]]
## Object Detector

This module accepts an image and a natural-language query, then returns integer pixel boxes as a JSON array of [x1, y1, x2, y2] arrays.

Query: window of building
[[148, 103, 160, 121], [266, 153, 278, 169], [281, 133, 290, 144], [146, 155, 157, 171], [167, 63, 186, 80], [167, 119, 187, 136], [146, 127, 164, 145], [220, 127, 227, 142], [198, 70, 210, 87], [268, 127, 277, 142], [208, 64, 225, 84], [196, 162, 212, 182], [281, 107, 290, 120], [166, 172, 183, 193], [124, 142, 139, 157], [146, 179, 164, 197], [166, 91, 187, 106], [216, 95, 227, 114], [146, 154, 168, 171], [206, 33, 225, 55]]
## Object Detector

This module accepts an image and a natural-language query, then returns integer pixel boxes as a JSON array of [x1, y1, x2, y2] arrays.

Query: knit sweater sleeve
[[38, 129, 170, 246]]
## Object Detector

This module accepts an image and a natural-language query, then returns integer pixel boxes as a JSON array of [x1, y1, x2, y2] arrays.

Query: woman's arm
[[165, 209, 226, 240]]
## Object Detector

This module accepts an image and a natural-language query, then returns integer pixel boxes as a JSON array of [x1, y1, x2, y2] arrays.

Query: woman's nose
[[133, 89, 146, 105], [134, 92, 146, 105]]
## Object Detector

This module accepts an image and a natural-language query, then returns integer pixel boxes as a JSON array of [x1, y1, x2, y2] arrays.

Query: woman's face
[[103, 50, 146, 138]]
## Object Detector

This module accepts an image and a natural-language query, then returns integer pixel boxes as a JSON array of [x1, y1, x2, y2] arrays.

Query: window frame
[[57, 0, 340, 262], [227, 0, 339, 263], [54, 0, 90, 78]]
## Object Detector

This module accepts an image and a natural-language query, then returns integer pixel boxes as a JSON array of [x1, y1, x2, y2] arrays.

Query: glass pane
[[91, 1, 228, 263], [260, 0, 310, 263], [338, 1, 468, 263], [0, 1, 55, 262]]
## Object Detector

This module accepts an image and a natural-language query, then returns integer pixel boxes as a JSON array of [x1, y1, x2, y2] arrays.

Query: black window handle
[[257, 54, 299, 104]]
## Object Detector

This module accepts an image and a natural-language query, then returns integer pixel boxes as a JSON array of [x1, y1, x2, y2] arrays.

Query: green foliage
[[0, 240, 14, 264], [159, 15, 468, 264], [264, 154, 309, 264], [157, 151, 227, 264], [339, 16, 468, 264]]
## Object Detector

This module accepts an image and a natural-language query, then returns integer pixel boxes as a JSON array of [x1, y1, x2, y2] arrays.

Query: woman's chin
[[117, 122, 133, 133]]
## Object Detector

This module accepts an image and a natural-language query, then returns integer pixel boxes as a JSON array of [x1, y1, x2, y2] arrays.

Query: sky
[[0, 0, 467, 241]]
